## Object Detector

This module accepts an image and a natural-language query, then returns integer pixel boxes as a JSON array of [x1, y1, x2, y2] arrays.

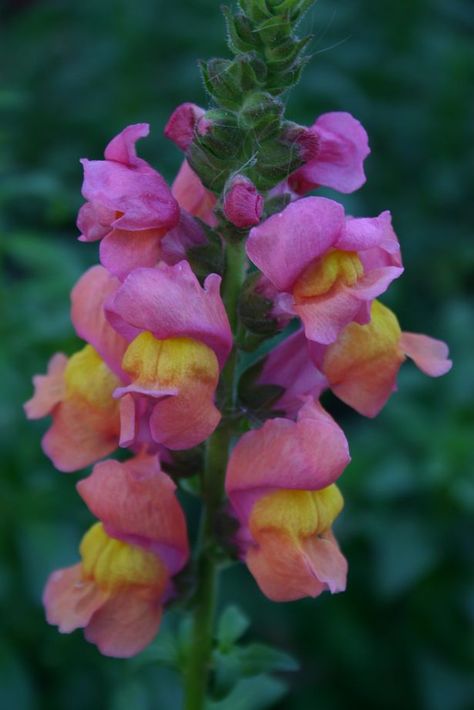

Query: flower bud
[[164, 103, 205, 151], [223, 175, 263, 228]]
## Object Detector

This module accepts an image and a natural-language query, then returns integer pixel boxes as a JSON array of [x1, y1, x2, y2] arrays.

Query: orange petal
[[84, 588, 162, 658], [43, 563, 109, 633]]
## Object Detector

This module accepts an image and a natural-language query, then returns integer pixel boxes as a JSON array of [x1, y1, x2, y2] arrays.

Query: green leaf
[[130, 631, 180, 670], [217, 606, 251, 650], [208, 675, 288, 710], [237, 643, 299, 676]]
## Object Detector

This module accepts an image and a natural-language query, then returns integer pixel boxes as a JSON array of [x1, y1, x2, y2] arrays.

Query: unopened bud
[[224, 175, 264, 228], [164, 103, 205, 151]]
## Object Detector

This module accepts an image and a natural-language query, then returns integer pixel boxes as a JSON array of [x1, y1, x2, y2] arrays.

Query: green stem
[[183, 239, 247, 710]]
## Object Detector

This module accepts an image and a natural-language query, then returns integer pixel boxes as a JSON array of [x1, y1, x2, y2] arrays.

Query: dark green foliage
[[1, 0, 473, 709]]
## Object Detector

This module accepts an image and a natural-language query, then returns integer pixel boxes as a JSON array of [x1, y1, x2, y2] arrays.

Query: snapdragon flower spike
[[43, 455, 189, 657], [24, 346, 121, 472], [288, 112, 370, 194], [247, 196, 403, 344], [78, 124, 180, 279], [225, 399, 350, 602], [106, 261, 232, 450]]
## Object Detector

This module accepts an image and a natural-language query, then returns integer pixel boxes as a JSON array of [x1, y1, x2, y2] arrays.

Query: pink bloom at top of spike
[[225, 400, 350, 602], [288, 112, 370, 194], [223, 175, 264, 228], [247, 196, 403, 344], [106, 260, 232, 368], [77, 124, 180, 280], [43, 455, 189, 657], [172, 160, 217, 227], [79, 123, 179, 238]]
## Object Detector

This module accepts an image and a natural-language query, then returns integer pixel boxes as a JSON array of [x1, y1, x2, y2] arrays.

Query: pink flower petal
[[400, 332, 452, 377], [289, 112, 370, 194], [71, 266, 127, 377], [247, 197, 345, 292], [84, 589, 162, 658], [164, 103, 205, 151], [104, 123, 150, 166], [24, 353, 67, 419], [99, 228, 164, 281], [246, 530, 327, 602], [42, 398, 120, 473], [43, 564, 109, 633], [172, 160, 217, 227], [77, 456, 189, 575], [106, 261, 232, 368], [149, 392, 221, 451], [226, 400, 350, 524], [259, 329, 328, 417]]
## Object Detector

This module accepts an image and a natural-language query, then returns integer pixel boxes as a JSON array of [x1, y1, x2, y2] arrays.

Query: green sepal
[[238, 357, 285, 415], [197, 109, 242, 159], [161, 446, 204, 480], [186, 224, 225, 281], [239, 91, 284, 141], [238, 271, 280, 336], [187, 141, 236, 192], [265, 34, 312, 72], [200, 55, 266, 109], [248, 136, 303, 189], [223, 7, 262, 54], [266, 53, 310, 93], [200, 58, 243, 109], [238, 0, 273, 23]]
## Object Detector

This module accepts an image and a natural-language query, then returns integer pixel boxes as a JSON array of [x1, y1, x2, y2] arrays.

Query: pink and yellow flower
[[260, 300, 452, 418], [44, 455, 189, 657], [225, 400, 350, 601], [247, 196, 403, 344], [309, 300, 452, 417], [24, 346, 121, 472], [77, 124, 180, 279], [106, 260, 232, 450]]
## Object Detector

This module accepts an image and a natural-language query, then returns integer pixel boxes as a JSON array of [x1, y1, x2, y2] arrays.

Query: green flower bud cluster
[[187, 0, 316, 194]]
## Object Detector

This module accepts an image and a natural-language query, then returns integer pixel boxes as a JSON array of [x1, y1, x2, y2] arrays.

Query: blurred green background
[[1, 0, 473, 708]]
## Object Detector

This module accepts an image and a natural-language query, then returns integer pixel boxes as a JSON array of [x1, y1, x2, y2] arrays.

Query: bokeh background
[[1, 0, 473, 708]]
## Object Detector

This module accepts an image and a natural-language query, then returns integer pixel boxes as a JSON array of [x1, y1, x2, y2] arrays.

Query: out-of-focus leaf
[[207, 674, 288, 710], [217, 605, 251, 651]]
